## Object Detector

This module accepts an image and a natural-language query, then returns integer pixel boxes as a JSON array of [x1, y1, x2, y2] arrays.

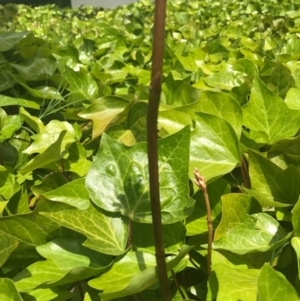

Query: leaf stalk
[[194, 168, 212, 275], [147, 0, 170, 300]]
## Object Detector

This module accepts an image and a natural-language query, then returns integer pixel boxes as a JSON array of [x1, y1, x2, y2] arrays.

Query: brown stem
[[147, 0, 170, 300], [194, 168, 212, 275], [171, 270, 185, 299], [241, 155, 250, 189]]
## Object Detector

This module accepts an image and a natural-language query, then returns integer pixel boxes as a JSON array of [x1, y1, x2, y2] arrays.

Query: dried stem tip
[[194, 168, 207, 190]]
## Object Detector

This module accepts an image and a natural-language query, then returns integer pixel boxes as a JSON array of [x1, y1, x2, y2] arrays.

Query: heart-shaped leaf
[[42, 178, 90, 210], [89, 245, 193, 301], [243, 75, 300, 144], [0, 278, 23, 301], [14, 237, 113, 292], [0, 231, 18, 267], [41, 203, 129, 256], [86, 126, 194, 224], [207, 263, 259, 301], [190, 113, 241, 183], [245, 150, 300, 207], [213, 213, 291, 254], [257, 264, 300, 301]]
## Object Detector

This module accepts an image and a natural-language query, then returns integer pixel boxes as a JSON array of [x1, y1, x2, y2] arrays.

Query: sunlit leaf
[[14, 237, 113, 291], [0, 278, 23, 301], [86, 126, 194, 224], [257, 264, 300, 301], [243, 76, 300, 144], [41, 203, 129, 256], [190, 112, 241, 183]]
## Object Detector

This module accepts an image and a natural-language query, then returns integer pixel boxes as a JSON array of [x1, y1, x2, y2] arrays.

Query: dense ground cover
[[1, 0, 300, 300]]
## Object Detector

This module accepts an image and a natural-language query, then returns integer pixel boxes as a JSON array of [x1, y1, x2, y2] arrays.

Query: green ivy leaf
[[78, 96, 130, 139], [131, 221, 186, 254], [245, 150, 300, 207], [214, 193, 260, 240], [203, 70, 245, 90], [207, 263, 259, 301], [0, 200, 71, 248], [0, 31, 31, 52], [42, 178, 90, 210], [86, 126, 194, 224], [23, 120, 76, 155], [243, 75, 300, 144], [190, 112, 241, 183], [191, 91, 243, 138], [64, 66, 98, 100], [19, 107, 45, 134], [186, 179, 230, 236], [0, 165, 20, 200], [0, 230, 18, 267], [11, 57, 56, 81], [213, 213, 291, 255], [285, 87, 300, 110], [89, 245, 193, 301], [21, 287, 74, 301], [14, 237, 113, 292], [106, 102, 148, 146], [262, 62, 295, 99], [0, 278, 23, 301], [0, 95, 39, 109], [40, 203, 129, 256], [257, 264, 300, 301], [19, 131, 67, 174], [292, 199, 300, 236]]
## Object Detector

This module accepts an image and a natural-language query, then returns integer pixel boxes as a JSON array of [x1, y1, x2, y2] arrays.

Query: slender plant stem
[[171, 270, 185, 299], [194, 168, 212, 275], [241, 155, 250, 189], [147, 0, 170, 300]]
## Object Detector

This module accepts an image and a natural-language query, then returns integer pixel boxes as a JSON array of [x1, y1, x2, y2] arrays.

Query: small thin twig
[[171, 270, 185, 299], [194, 168, 212, 275], [241, 155, 251, 189]]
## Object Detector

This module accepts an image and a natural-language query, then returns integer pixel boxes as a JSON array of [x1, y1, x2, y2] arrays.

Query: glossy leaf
[[190, 112, 241, 183], [86, 126, 194, 224], [213, 213, 290, 255], [64, 66, 98, 100], [131, 221, 186, 254], [243, 76, 300, 144], [14, 237, 113, 291], [0, 165, 20, 200], [186, 179, 230, 236], [11, 57, 57, 81], [42, 178, 90, 210], [0, 231, 18, 267], [245, 150, 300, 207], [191, 91, 243, 138], [214, 193, 260, 240], [257, 264, 300, 301], [0, 278, 23, 301], [89, 244, 193, 300], [78, 96, 130, 139], [40, 203, 129, 256], [207, 264, 259, 301], [19, 131, 66, 174], [0, 31, 30, 51], [0, 95, 40, 109], [21, 288, 74, 301], [19, 107, 45, 134]]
